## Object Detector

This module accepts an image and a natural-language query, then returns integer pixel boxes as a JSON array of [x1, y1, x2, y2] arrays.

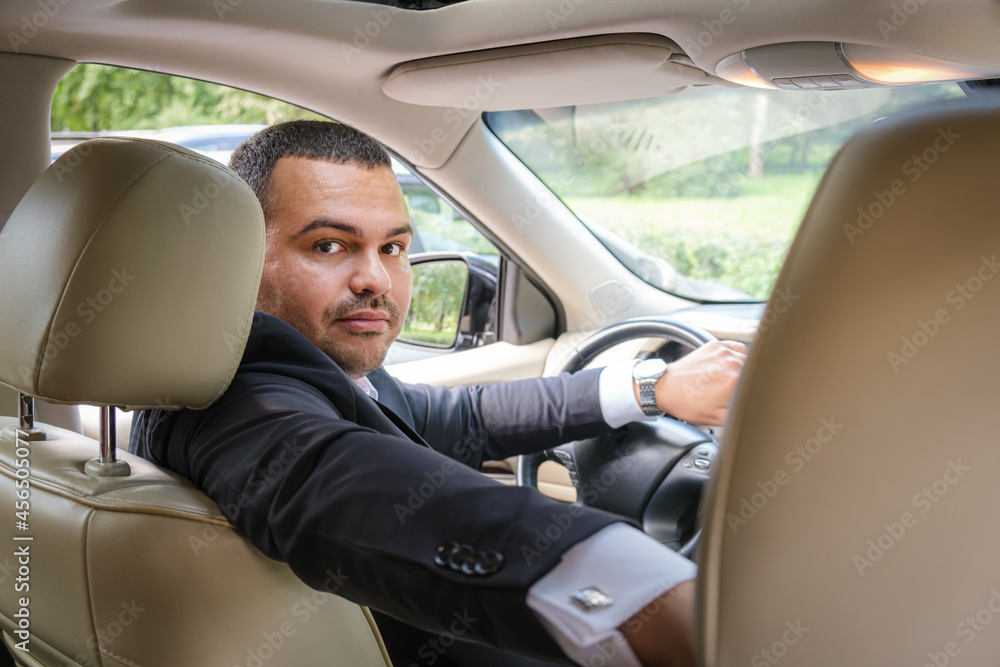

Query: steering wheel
[[516, 317, 719, 560]]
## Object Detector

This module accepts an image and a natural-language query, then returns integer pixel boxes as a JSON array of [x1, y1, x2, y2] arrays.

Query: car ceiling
[[1, 0, 999, 170]]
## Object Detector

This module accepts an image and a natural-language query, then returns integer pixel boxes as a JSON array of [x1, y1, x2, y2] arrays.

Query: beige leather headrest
[[0, 138, 264, 410]]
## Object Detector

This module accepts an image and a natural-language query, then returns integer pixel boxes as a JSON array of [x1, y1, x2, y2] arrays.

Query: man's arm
[[384, 367, 612, 467], [177, 374, 627, 662], [386, 339, 747, 467]]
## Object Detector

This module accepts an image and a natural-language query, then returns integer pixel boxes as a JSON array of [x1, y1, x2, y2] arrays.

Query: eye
[[382, 243, 406, 257], [314, 240, 342, 255]]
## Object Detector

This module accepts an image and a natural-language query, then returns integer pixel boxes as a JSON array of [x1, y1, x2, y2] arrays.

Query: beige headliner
[[1, 0, 999, 169]]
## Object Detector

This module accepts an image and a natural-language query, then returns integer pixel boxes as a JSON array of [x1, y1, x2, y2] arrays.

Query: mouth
[[335, 310, 391, 333]]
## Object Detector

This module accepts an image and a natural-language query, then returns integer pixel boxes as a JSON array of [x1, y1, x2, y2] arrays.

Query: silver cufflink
[[571, 587, 613, 611]]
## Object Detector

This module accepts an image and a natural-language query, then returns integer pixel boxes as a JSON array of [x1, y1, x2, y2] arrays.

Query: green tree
[[51, 64, 323, 131]]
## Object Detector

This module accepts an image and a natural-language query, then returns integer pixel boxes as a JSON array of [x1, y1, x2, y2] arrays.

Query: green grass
[[564, 172, 823, 299], [399, 327, 456, 346]]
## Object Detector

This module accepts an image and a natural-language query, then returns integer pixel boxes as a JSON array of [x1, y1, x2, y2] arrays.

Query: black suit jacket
[[130, 312, 627, 660]]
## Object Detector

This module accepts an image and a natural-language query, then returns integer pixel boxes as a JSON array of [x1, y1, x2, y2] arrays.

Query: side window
[[391, 160, 502, 355], [393, 159, 499, 259], [51, 64, 502, 359]]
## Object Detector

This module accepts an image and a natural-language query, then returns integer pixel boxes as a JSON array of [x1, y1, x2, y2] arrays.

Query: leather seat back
[[698, 99, 1000, 665], [0, 423, 389, 666]]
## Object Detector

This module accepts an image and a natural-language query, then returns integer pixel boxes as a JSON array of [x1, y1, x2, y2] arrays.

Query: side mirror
[[399, 253, 497, 349]]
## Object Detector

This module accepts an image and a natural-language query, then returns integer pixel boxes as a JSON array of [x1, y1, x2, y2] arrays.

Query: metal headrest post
[[1, 393, 46, 442], [84, 406, 130, 477]]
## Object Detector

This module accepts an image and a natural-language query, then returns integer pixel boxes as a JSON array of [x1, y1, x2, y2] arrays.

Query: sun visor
[[382, 34, 723, 111]]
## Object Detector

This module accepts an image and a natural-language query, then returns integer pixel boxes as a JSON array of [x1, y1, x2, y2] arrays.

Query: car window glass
[[392, 159, 499, 258], [52, 65, 499, 263], [486, 82, 965, 302]]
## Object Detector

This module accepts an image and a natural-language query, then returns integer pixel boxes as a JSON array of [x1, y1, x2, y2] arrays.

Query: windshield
[[486, 82, 964, 301]]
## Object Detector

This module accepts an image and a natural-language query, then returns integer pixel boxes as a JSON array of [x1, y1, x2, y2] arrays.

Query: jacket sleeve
[[177, 374, 627, 662], [389, 368, 613, 468]]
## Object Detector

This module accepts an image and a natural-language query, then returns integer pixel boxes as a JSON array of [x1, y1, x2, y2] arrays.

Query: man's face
[[256, 156, 412, 379]]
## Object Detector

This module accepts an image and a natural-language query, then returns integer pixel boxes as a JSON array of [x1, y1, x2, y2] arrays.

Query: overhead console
[[716, 42, 1000, 90]]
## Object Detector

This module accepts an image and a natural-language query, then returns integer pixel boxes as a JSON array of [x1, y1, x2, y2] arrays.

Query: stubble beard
[[257, 280, 403, 379]]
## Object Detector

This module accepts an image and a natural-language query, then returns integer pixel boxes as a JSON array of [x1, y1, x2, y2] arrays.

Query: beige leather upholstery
[[699, 100, 1000, 665], [0, 422, 390, 666], [0, 139, 391, 666], [0, 138, 263, 409]]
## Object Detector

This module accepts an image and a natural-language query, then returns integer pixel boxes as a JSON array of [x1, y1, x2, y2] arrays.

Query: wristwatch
[[632, 358, 668, 417]]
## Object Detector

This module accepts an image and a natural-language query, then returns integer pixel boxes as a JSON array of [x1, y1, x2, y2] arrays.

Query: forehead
[[267, 156, 408, 232]]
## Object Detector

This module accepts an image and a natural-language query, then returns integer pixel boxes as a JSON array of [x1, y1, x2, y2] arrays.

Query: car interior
[[2, 0, 1000, 665]]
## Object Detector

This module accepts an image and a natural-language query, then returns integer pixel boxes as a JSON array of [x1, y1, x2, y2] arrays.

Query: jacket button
[[447, 544, 477, 573], [474, 551, 504, 575], [435, 542, 460, 567]]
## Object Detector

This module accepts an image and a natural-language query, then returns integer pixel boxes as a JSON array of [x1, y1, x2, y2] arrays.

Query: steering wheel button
[[683, 461, 693, 469], [694, 458, 711, 469]]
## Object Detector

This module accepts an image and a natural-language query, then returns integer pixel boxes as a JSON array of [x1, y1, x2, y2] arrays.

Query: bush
[[640, 152, 748, 199]]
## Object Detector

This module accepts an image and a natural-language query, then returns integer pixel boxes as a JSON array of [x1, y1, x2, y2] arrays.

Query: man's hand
[[619, 579, 697, 667], [641, 341, 747, 426]]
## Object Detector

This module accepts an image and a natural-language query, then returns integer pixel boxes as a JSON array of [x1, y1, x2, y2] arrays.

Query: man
[[131, 121, 747, 667]]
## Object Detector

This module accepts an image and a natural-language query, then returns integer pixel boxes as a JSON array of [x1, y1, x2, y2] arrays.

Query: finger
[[720, 340, 748, 355]]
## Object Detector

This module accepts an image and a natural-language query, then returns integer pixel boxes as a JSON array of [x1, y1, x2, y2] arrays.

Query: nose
[[348, 248, 391, 296]]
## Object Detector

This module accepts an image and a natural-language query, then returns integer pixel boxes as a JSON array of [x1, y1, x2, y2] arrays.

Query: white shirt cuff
[[598, 361, 654, 429], [526, 523, 697, 666]]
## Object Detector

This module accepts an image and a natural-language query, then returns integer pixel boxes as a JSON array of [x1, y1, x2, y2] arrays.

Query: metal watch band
[[638, 377, 661, 416]]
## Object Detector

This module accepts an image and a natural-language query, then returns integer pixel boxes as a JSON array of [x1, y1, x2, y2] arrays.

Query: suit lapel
[[370, 398, 432, 449]]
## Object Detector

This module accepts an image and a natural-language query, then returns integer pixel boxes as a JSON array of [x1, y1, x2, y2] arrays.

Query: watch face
[[634, 358, 668, 380]]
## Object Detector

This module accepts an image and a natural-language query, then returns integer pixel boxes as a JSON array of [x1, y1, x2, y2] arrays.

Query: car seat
[[698, 98, 1000, 665], [0, 138, 391, 666]]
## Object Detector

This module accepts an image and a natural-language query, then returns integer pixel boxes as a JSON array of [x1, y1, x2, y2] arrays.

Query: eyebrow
[[292, 218, 413, 241]]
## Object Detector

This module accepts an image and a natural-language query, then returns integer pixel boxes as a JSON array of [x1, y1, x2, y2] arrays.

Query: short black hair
[[229, 120, 391, 221]]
